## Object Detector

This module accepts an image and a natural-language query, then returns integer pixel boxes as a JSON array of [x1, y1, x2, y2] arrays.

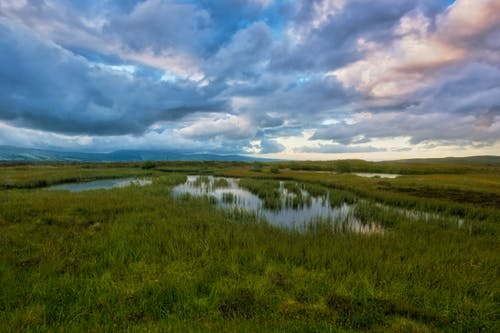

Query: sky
[[0, 0, 499, 160]]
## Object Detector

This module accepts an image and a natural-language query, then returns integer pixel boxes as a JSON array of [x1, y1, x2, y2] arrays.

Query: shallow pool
[[172, 176, 380, 233], [47, 178, 152, 192], [353, 173, 400, 178]]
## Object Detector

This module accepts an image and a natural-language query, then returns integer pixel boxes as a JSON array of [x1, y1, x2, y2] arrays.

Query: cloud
[[261, 125, 305, 138], [0, 120, 95, 150], [297, 143, 386, 154], [239, 74, 354, 124], [270, 0, 432, 74], [0, 0, 499, 157], [0, 19, 224, 136], [333, 13, 457, 97], [177, 114, 256, 141], [437, 0, 500, 43], [332, 0, 500, 98], [0, 120, 254, 154], [311, 109, 500, 146], [104, 0, 211, 54], [206, 21, 273, 80], [259, 138, 285, 154], [103, 0, 212, 79]]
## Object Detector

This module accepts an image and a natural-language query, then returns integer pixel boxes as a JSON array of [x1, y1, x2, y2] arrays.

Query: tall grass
[[238, 178, 282, 210], [0, 164, 154, 189]]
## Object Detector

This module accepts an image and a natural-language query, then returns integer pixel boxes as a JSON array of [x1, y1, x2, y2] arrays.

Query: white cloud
[[333, 9, 465, 97], [437, 0, 500, 40]]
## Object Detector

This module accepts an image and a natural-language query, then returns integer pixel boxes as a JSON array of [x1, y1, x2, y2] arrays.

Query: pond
[[308, 171, 400, 178], [172, 176, 380, 233], [47, 178, 152, 192], [353, 173, 400, 178]]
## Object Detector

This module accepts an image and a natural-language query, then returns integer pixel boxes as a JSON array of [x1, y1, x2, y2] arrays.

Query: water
[[353, 173, 400, 178], [47, 178, 152, 192], [309, 171, 400, 178], [172, 176, 380, 233]]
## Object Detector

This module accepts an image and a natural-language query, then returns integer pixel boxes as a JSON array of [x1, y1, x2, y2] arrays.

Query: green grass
[[239, 178, 283, 210], [0, 163, 499, 332], [272, 159, 500, 175], [0, 164, 154, 189], [213, 178, 230, 188]]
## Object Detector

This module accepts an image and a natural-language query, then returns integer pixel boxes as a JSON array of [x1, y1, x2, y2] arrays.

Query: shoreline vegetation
[[1, 159, 499, 331]]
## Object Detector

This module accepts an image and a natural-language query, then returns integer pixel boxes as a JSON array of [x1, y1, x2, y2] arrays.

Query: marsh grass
[[238, 178, 282, 210], [222, 192, 236, 204], [0, 163, 499, 331], [193, 175, 211, 187], [0, 164, 154, 189], [213, 178, 230, 188]]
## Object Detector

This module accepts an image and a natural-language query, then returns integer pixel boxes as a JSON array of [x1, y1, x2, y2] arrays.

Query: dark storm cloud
[[154, 103, 229, 122], [0, 20, 223, 136]]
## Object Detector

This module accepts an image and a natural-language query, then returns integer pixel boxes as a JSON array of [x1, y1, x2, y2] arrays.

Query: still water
[[353, 173, 400, 178], [172, 176, 380, 233], [47, 178, 151, 192], [309, 171, 400, 178]]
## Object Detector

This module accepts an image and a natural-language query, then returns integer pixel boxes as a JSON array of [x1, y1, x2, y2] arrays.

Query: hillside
[[394, 156, 500, 166], [0, 146, 266, 163]]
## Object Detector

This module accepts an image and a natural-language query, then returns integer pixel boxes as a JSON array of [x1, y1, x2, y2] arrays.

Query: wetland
[[172, 176, 380, 233], [0, 160, 498, 332], [47, 178, 152, 192]]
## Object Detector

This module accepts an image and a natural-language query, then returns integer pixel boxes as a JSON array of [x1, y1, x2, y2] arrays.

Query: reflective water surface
[[47, 178, 152, 192], [172, 176, 381, 233], [353, 173, 400, 178], [308, 171, 400, 178]]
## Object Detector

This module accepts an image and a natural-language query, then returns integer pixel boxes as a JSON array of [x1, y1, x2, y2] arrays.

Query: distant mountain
[[0, 146, 269, 162], [394, 156, 500, 166]]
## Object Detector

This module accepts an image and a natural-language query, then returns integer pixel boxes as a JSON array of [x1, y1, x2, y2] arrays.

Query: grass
[[239, 178, 283, 210], [222, 192, 235, 204], [0, 162, 499, 331], [213, 178, 230, 188], [273, 159, 500, 175], [0, 163, 154, 189]]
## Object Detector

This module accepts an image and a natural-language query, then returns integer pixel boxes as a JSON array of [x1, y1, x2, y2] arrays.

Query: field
[[0, 160, 499, 332]]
